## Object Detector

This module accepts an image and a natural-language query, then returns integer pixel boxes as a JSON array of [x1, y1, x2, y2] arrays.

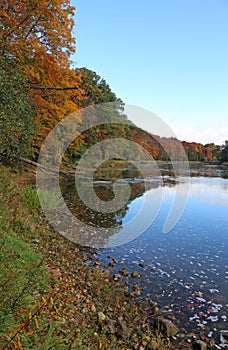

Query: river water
[[62, 163, 228, 341]]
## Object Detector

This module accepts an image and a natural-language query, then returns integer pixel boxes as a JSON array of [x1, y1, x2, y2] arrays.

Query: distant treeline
[[69, 123, 223, 163]]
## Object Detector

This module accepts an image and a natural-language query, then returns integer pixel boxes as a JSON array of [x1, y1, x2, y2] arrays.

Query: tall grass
[[21, 185, 61, 211]]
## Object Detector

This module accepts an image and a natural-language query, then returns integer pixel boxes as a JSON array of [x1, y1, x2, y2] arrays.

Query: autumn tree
[[0, 0, 76, 66], [0, 0, 86, 159], [181, 141, 220, 162]]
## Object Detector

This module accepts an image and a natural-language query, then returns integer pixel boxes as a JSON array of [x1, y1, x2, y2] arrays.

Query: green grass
[[0, 169, 51, 348], [21, 185, 61, 211]]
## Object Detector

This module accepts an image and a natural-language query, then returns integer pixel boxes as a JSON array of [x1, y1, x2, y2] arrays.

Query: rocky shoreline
[[89, 252, 228, 350]]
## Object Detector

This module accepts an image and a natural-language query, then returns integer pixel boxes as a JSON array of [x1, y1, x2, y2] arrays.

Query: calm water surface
[[63, 163, 228, 337]]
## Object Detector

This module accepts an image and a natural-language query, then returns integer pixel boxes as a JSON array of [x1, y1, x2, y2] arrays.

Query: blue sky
[[71, 0, 228, 145]]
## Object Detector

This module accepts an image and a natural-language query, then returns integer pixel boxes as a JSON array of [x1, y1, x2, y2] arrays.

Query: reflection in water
[[61, 177, 165, 247], [62, 179, 146, 227]]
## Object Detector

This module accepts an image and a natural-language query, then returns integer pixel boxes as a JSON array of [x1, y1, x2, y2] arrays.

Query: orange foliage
[[0, 0, 87, 154], [0, 0, 75, 67]]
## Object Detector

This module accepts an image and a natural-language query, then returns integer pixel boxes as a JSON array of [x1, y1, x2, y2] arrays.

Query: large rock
[[117, 320, 132, 337], [192, 340, 207, 350], [154, 317, 178, 337]]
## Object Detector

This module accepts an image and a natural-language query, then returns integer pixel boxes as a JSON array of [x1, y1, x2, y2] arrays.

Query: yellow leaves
[[41, 296, 47, 304], [7, 322, 29, 349], [34, 316, 39, 329], [5, 291, 60, 349], [74, 292, 84, 300], [0, 0, 76, 66], [52, 303, 62, 317], [9, 340, 17, 350], [8, 328, 17, 338], [26, 66, 40, 81], [17, 335, 23, 349]]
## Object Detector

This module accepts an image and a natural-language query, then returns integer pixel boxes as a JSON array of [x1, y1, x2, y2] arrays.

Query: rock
[[150, 301, 158, 307], [131, 271, 141, 278], [134, 288, 141, 296], [138, 262, 148, 268], [119, 268, 129, 277], [154, 317, 178, 337], [208, 338, 215, 347], [153, 306, 159, 314], [118, 320, 132, 337], [192, 340, 207, 350], [220, 330, 228, 344], [91, 304, 96, 313], [98, 312, 106, 322], [106, 318, 116, 334], [113, 274, 121, 281], [178, 332, 187, 339], [220, 330, 228, 340]]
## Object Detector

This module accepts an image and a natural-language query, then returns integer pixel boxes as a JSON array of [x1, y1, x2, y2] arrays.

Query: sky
[[71, 0, 228, 145]]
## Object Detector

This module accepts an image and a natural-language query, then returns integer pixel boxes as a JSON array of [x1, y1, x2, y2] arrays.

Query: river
[[61, 162, 228, 344]]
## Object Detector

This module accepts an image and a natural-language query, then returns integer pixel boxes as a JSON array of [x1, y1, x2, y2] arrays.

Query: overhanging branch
[[28, 85, 80, 91]]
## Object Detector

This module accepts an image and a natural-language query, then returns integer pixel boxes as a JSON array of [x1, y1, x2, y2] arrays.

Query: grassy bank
[[0, 165, 172, 350]]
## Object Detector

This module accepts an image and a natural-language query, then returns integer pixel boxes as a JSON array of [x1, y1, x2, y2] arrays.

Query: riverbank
[[20, 158, 228, 186], [0, 164, 173, 349]]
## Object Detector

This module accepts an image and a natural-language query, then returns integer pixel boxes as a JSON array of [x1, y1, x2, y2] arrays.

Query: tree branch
[[28, 85, 80, 91]]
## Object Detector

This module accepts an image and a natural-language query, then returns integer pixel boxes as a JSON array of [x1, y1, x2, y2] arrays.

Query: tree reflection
[[59, 168, 164, 247]]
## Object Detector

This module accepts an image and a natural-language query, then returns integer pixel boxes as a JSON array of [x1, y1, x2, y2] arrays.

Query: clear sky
[[71, 0, 228, 145]]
